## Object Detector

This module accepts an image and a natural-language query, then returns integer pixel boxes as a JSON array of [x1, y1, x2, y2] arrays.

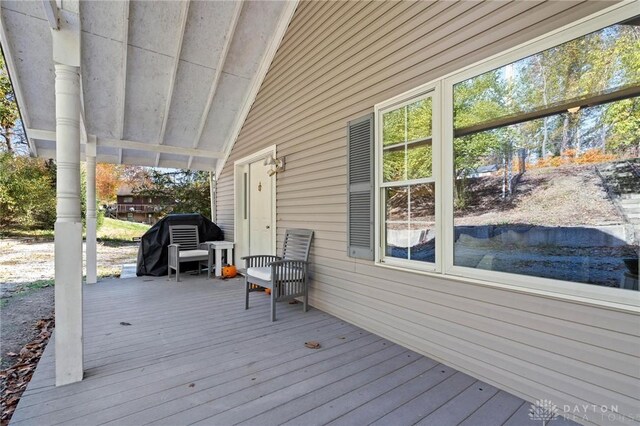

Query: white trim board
[[233, 145, 278, 262], [25, 128, 225, 159]]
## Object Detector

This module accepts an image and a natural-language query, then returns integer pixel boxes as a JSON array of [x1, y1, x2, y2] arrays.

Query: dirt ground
[[454, 164, 624, 226], [0, 286, 54, 370], [0, 238, 139, 369]]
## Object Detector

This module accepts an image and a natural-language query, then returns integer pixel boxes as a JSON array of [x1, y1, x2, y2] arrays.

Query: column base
[[55, 221, 84, 386]]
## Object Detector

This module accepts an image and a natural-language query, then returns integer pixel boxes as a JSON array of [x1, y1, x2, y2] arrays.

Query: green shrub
[[0, 152, 56, 229]]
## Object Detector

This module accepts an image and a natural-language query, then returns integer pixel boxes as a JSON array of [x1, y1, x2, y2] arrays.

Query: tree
[[80, 164, 105, 228], [452, 70, 506, 206], [604, 97, 640, 156], [0, 55, 56, 229], [121, 165, 151, 187], [0, 54, 26, 153], [0, 152, 56, 229], [134, 169, 211, 218], [96, 163, 122, 204]]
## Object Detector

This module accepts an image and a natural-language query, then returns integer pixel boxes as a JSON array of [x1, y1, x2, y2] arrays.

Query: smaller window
[[379, 92, 438, 268], [123, 197, 133, 203]]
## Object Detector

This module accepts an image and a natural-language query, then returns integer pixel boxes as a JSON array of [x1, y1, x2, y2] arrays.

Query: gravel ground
[[0, 238, 139, 369], [0, 238, 139, 297]]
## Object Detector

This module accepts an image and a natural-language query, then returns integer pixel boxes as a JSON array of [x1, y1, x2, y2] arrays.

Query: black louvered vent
[[347, 114, 374, 260]]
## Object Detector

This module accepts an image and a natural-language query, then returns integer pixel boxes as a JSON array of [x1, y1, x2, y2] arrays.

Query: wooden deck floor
[[10, 275, 575, 426]]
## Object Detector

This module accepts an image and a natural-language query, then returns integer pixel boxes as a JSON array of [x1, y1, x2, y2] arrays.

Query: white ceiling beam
[[155, 0, 191, 167], [187, 0, 244, 170], [215, 1, 299, 179], [33, 147, 216, 171], [0, 11, 38, 156], [41, 0, 59, 30], [25, 128, 225, 158], [99, 138, 224, 158], [25, 128, 56, 141], [117, 0, 130, 165]]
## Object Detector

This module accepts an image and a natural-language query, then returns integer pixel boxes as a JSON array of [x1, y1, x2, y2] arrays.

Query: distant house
[[111, 186, 165, 224]]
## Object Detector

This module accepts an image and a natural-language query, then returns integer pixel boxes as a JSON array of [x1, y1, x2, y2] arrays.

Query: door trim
[[234, 145, 277, 261]]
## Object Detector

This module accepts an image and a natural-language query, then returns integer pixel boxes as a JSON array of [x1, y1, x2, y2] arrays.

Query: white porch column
[[209, 171, 217, 223], [52, 7, 83, 386], [86, 137, 97, 285], [54, 63, 84, 386]]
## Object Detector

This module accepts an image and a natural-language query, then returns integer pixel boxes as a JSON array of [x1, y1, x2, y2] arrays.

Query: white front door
[[248, 159, 273, 256]]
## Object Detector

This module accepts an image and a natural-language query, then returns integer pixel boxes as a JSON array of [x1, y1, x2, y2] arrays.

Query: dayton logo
[[529, 399, 559, 424]]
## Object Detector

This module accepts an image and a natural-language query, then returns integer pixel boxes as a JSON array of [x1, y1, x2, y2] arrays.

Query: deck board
[[9, 275, 577, 426]]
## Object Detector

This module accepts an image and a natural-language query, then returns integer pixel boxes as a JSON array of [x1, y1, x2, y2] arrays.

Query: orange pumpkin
[[221, 264, 237, 278]]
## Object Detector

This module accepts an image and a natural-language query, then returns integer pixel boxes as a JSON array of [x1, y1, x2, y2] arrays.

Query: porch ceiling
[[0, 0, 296, 171]]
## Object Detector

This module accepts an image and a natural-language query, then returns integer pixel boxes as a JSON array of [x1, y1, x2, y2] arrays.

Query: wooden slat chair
[[168, 225, 213, 281], [243, 229, 314, 321]]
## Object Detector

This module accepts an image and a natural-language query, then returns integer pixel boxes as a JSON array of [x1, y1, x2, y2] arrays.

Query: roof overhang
[[0, 0, 297, 172]]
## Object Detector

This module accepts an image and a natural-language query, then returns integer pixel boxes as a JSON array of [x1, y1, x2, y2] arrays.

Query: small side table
[[204, 241, 235, 277]]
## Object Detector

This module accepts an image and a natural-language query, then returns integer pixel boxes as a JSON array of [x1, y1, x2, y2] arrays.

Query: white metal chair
[[168, 225, 213, 281], [243, 229, 314, 321]]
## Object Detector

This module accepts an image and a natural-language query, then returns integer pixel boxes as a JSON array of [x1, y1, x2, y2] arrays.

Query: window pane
[[385, 187, 409, 259], [383, 149, 405, 182], [409, 183, 435, 263], [385, 184, 436, 263], [453, 20, 640, 131], [407, 97, 433, 141], [453, 97, 639, 290], [407, 143, 433, 180], [383, 95, 434, 183], [383, 107, 405, 146]]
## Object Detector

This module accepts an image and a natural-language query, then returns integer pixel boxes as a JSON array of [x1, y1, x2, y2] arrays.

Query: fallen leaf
[[1, 316, 54, 424], [119, 322, 132, 326], [304, 341, 321, 349], [188, 383, 195, 388]]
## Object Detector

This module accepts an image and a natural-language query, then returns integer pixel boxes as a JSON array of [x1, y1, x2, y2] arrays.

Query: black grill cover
[[136, 213, 224, 276]]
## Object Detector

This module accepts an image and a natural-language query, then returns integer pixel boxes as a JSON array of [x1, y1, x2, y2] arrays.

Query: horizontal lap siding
[[217, 1, 639, 424]]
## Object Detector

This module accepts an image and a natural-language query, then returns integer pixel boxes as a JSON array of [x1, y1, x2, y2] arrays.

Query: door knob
[[266, 225, 270, 229]]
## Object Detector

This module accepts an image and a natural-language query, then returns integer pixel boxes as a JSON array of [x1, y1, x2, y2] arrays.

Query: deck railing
[[115, 204, 161, 213]]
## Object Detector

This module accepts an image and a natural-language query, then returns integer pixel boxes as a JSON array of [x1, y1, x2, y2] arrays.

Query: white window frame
[[375, 83, 442, 273], [374, 1, 640, 309]]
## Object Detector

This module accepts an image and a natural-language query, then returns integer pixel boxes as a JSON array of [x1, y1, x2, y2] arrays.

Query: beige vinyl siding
[[217, 1, 640, 424]]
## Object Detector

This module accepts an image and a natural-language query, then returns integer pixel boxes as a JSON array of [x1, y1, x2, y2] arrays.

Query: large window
[[451, 19, 639, 290], [379, 92, 437, 268], [375, 5, 639, 303]]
